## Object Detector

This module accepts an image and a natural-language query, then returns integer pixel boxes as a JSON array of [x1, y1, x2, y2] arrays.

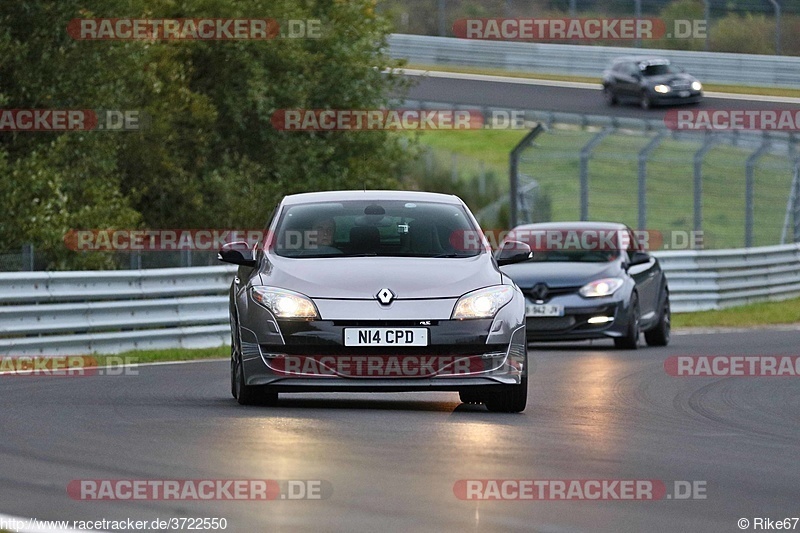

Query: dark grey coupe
[[218, 190, 530, 412], [499, 222, 670, 349]]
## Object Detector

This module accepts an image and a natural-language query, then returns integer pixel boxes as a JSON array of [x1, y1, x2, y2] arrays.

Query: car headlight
[[691, 81, 702, 91], [250, 287, 319, 319], [452, 285, 514, 320], [579, 278, 624, 298], [654, 84, 671, 94]]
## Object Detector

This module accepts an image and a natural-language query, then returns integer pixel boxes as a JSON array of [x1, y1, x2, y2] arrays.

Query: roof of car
[[511, 221, 630, 232], [281, 190, 463, 205]]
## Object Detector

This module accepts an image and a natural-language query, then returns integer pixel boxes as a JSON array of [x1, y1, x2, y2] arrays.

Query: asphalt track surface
[[2, 329, 799, 532], [398, 70, 800, 120]]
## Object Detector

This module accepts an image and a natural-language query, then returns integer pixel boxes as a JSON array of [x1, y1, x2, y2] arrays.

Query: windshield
[[641, 63, 679, 76], [528, 250, 619, 263], [271, 200, 483, 258]]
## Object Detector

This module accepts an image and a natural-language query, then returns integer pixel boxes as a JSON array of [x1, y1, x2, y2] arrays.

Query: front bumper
[[651, 90, 702, 106], [524, 293, 629, 342], [239, 319, 528, 391]]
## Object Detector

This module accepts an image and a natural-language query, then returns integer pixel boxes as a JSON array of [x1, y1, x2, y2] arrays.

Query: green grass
[[406, 63, 800, 98], [414, 128, 794, 249], [673, 297, 800, 327], [93, 346, 228, 366]]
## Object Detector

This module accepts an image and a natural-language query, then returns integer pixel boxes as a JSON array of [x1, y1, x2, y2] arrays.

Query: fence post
[[693, 133, 717, 238], [703, 0, 711, 51], [637, 132, 665, 230], [781, 159, 800, 244], [768, 0, 782, 55], [509, 124, 545, 227], [21, 243, 34, 271], [745, 137, 771, 247], [579, 128, 613, 221]]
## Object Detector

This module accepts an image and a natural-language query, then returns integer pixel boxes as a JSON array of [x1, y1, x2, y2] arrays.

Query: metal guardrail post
[[579, 128, 613, 221], [638, 132, 665, 230], [745, 137, 771, 247], [509, 124, 545, 227], [693, 134, 718, 238]]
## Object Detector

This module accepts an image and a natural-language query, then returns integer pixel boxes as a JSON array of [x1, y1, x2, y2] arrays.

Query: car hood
[[500, 261, 620, 288], [260, 253, 501, 299], [645, 73, 696, 85]]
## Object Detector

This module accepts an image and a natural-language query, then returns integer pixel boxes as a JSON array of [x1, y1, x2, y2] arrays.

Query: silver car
[[218, 190, 529, 412]]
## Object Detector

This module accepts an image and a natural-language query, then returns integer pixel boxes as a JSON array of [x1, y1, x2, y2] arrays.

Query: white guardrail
[[388, 34, 800, 87], [1, 244, 799, 355]]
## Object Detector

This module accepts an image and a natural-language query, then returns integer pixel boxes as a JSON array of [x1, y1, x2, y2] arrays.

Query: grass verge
[[406, 63, 800, 99], [673, 297, 800, 328], [93, 346, 228, 366]]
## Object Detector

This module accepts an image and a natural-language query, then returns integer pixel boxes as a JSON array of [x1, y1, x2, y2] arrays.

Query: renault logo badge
[[377, 288, 395, 305]]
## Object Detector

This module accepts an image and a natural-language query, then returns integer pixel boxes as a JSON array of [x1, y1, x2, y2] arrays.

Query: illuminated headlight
[[654, 84, 671, 94], [452, 286, 513, 319], [691, 81, 702, 91], [579, 278, 624, 298], [250, 287, 319, 319]]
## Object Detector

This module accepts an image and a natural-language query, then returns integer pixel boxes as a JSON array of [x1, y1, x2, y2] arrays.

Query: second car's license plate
[[679, 91, 690, 97], [526, 304, 565, 317], [344, 328, 429, 347]]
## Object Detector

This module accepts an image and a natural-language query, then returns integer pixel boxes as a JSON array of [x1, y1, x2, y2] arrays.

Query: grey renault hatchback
[[218, 190, 529, 412]]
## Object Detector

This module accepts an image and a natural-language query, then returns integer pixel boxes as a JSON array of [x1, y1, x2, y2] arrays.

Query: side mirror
[[218, 241, 256, 267], [627, 251, 651, 267], [496, 241, 532, 266]]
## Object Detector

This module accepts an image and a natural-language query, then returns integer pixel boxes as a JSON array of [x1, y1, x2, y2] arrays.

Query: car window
[[641, 63, 679, 76], [272, 200, 483, 258]]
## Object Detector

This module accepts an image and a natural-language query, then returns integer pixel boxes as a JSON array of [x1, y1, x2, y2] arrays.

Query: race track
[[2, 329, 799, 532], [398, 70, 800, 119]]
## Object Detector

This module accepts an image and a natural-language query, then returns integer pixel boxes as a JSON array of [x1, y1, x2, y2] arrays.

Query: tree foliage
[[0, 0, 411, 269]]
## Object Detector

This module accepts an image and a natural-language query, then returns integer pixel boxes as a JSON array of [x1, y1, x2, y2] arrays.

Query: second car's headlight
[[579, 278, 624, 298], [452, 286, 514, 319], [691, 81, 702, 91], [654, 84, 671, 94], [250, 287, 319, 319]]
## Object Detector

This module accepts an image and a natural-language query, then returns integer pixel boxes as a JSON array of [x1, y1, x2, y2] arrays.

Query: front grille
[[261, 344, 504, 356], [521, 285, 580, 302], [526, 316, 576, 331], [670, 81, 691, 90]]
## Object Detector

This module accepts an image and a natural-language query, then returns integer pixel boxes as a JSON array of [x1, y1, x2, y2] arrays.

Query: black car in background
[[602, 56, 703, 110], [499, 222, 670, 349]]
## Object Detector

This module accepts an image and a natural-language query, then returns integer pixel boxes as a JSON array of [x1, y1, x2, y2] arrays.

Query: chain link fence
[[510, 115, 800, 249]]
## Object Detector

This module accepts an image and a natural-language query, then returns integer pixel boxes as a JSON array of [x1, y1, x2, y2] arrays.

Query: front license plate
[[679, 91, 690, 97], [526, 304, 565, 317], [344, 328, 429, 347]]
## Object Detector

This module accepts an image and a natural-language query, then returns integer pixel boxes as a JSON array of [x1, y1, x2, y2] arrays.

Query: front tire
[[233, 352, 278, 406], [484, 376, 528, 413], [645, 289, 671, 346], [614, 293, 640, 350], [639, 91, 653, 110], [603, 86, 618, 105]]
